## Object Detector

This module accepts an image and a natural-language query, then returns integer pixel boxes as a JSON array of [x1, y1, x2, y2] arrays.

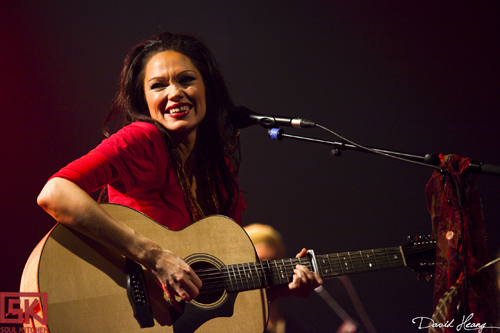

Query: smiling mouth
[[167, 104, 191, 114]]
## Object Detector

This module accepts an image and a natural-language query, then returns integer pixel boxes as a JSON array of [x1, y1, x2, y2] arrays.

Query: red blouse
[[50, 121, 245, 230]]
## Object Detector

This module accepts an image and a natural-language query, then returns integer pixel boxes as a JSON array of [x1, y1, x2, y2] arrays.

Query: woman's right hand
[[38, 178, 202, 313], [147, 247, 203, 313]]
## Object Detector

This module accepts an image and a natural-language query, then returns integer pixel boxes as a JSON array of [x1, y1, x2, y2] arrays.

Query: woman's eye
[[180, 76, 195, 85], [151, 82, 166, 90]]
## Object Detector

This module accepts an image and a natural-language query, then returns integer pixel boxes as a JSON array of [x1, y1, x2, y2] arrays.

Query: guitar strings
[[194, 258, 313, 293], [192, 244, 435, 281], [193, 247, 434, 283], [190, 244, 435, 293]]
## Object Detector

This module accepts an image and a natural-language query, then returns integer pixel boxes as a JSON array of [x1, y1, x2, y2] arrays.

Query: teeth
[[169, 105, 190, 114]]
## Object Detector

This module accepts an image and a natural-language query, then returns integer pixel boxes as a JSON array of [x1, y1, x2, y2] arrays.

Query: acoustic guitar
[[20, 203, 435, 332]]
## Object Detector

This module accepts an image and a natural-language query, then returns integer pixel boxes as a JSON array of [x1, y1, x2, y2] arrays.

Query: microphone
[[230, 106, 316, 129]]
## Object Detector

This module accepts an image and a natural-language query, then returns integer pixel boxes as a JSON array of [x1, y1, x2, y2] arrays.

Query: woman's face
[[143, 50, 206, 141]]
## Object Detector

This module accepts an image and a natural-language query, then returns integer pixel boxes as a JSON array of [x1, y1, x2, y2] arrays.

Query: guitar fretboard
[[222, 257, 313, 293], [197, 246, 406, 294], [316, 246, 405, 279]]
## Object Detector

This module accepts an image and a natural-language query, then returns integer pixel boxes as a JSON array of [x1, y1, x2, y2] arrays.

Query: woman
[[37, 32, 322, 315]]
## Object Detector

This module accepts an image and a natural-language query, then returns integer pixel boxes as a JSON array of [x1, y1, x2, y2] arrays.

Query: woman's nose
[[168, 84, 184, 101]]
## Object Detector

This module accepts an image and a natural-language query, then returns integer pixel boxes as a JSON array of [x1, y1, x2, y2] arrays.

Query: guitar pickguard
[[170, 293, 238, 333]]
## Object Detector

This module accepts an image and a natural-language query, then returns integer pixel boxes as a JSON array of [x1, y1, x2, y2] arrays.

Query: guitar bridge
[[126, 258, 155, 328]]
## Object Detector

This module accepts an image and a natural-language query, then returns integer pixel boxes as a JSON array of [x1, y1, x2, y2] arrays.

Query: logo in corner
[[1, 292, 48, 326]]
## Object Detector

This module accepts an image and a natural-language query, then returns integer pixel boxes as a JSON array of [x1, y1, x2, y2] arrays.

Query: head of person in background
[[244, 223, 287, 261], [244, 223, 287, 333]]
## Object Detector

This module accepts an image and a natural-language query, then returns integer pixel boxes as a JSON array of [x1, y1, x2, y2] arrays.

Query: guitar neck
[[216, 246, 406, 293], [315, 246, 405, 279]]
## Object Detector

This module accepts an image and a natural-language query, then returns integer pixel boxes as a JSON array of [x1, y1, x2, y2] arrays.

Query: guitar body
[[21, 204, 436, 332], [21, 204, 268, 333]]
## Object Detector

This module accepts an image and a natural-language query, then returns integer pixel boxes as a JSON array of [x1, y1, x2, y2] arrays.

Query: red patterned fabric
[[425, 154, 499, 330]]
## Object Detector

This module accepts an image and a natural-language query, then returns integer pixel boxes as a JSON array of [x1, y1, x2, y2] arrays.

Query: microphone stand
[[267, 128, 500, 176], [267, 126, 500, 318]]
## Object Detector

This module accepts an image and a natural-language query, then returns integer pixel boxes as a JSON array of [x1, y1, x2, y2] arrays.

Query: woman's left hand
[[266, 248, 323, 302], [288, 248, 323, 297]]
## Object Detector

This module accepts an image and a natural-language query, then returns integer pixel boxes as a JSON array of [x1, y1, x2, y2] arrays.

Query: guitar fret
[[244, 263, 250, 289], [231, 265, 239, 291], [372, 249, 379, 270], [387, 248, 404, 267], [234, 264, 241, 290], [244, 263, 250, 287], [238, 264, 244, 288], [287, 258, 292, 281], [259, 261, 265, 286], [266, 261, 273, 286], [224, 266, 233, 292], [253, 262, 263, 289], [377, 249, 392, 269], [240, 264, 248, 290], [337, 253, 351, 274], [282, 259, 290, 282], [359, 251, 366, 271], [274, 260, 283, 285], [349, 253, 361, 273], [385, 249, 392, 268], [335, 253, 344, 274], [348, 252, 355, 273], [235, 264, 242, 290], [272, 259, 290, 285], [361, 250, 376, 271], [242, 263, 250, 290], [246, 263, 256, 289], [374, 249, 388, 270], [399, 246, 407, 266], [322, 256, 329, 275], [262, 261, 268, 287], [326, 254, 334, 276]]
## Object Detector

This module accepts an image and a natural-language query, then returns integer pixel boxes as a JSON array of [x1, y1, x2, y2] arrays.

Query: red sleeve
[[50, 150, 117, 194], [49, 122, 163, 194], [94, 122, 165, 192]]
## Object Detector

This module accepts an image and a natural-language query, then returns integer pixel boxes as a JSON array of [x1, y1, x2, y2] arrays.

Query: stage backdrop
[[1, 2, 499, 332]]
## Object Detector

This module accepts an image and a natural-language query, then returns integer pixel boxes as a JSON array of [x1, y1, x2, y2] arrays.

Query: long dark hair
[[102, 32, 240, 219]]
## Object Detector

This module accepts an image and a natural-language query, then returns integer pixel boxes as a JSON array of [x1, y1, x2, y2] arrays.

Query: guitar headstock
[[402, 235, 436, 281]]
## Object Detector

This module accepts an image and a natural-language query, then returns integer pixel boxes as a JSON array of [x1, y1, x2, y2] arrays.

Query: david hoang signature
[[412, 313, 500, 332]]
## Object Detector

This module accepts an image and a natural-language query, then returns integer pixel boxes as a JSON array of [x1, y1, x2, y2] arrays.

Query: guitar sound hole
[[191, 261, 224, 305]]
